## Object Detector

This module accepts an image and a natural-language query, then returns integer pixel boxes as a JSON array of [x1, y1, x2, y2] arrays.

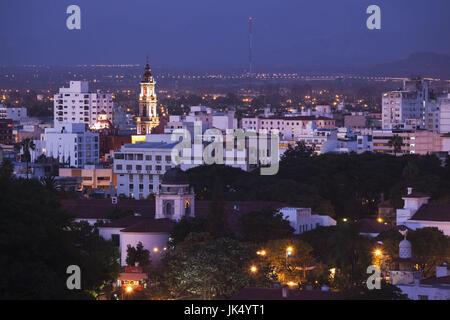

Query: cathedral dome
[[162, 167, 189, 185]]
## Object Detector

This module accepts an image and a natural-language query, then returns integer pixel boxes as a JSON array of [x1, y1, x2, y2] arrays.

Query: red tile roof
[[357, 219, 393, 234], [120, 218, 176, 233], [403, 192, 431, 199], [410, 204, 450, 222], [62, 198, 155, 220]]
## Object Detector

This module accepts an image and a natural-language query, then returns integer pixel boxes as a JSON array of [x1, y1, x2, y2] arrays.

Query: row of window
[[116, 164, 171, 171]]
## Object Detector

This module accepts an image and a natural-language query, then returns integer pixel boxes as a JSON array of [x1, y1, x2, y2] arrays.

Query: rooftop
[[232, 287, 341, 300], [410, 204, 450, 222]]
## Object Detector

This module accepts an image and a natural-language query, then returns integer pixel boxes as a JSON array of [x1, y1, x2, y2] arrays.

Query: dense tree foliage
[[186, 152, 450, 219], [377, 227, 450, 277], [126, 242, 151, 267], [160, 235, 273, 299], [239, 209, 294, 243], [0, 178, 120, 299]]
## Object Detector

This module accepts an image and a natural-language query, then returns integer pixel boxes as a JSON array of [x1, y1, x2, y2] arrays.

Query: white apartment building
[[382, 78, 431, 130], [336, 127, 373, 154], [32, 123, 99, 168], [114, 142, 178, 199], [0, 106, 28, 121], [164, 106, 237, 134], [242, 115, 335, 141], [279, 207, 336, 234], [54, 81, 114, 127], [438, 93, 450, 134]]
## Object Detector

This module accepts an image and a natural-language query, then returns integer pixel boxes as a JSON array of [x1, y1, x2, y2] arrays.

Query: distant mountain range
[[367, 52, 450, 79]]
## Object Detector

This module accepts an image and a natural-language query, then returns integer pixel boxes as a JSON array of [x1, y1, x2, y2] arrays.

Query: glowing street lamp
[[374, 249, 382, 257], [286, 247, 293, 268], [287, 281, 296, 287], [257, 250, 267, 256], [250, 266, 258, 273]]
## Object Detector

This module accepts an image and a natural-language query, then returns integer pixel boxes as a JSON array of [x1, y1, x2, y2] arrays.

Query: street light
[[286, 247, 293, 268], [257, 250, 267, 256], [250, 266, 258, 273]]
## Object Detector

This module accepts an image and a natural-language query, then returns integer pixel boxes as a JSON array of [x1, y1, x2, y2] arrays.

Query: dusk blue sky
[[1, 0, 449, 69]]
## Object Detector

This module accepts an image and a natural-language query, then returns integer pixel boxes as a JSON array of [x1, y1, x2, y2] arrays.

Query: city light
[[126, 286, 133, 293], [374, 249, 382, 256], [286, 247, 293, 256], [287, 281, 296, 287], [256, 250, 266, 256], [250, 266, 258, 273]]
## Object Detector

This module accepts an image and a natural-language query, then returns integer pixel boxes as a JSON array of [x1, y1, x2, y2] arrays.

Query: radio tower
[[248, 17, 253, 92]]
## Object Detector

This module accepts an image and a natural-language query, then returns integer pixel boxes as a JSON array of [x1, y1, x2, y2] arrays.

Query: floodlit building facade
[[54, 81, 114, 127], [32, 123, 99, 168]]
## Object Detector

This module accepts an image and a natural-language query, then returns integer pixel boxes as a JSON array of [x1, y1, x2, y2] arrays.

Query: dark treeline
[[186, 145, 450, 219]]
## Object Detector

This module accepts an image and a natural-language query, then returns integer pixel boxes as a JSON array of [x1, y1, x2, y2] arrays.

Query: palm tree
[[387, 134, 404, 156], [40, 176, 58, 192], [19, 138, 36, 179]]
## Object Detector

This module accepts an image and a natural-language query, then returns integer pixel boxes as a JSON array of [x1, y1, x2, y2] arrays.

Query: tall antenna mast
[[248, 17, 253, 91]]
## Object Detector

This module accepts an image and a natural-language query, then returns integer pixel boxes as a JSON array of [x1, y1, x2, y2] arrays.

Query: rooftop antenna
[[248, 17, 253, 92]]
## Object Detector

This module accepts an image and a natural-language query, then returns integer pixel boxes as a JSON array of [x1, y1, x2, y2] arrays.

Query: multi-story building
[[382, 78, 431, 130], [113, 142, 177, 199], [32, 123, 99, 168], [438, 93, 450, 134], [164, 106, 237, 134], [0, 106, 28, 121], [54, 81, 114, 127], [59, 166, 115, 191], [241, 115, 335, 141], [336, 127, 373, 154], [136, 60, 159, 135], [0, 119, 13, 145], [372, 129, 443, 155]]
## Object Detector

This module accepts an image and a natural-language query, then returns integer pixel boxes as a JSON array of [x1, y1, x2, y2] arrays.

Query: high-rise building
[[32, 123, 99, 168], [382, 78, 432, 130], [54, 81, 114, 127], [136, 60, 159, 134]]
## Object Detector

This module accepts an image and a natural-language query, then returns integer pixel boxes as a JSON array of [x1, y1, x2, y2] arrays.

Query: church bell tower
[[136, 58, 159, 134]]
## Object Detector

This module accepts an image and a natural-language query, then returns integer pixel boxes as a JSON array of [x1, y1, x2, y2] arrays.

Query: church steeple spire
[[137, 57, 159, 134], [142, 57, 153, 83]]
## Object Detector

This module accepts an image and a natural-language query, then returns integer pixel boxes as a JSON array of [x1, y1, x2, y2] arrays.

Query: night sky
[[1, 0, 449, 68]]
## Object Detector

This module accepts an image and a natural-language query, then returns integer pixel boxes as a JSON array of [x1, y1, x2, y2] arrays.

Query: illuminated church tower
[[136, 58, 159, 134]]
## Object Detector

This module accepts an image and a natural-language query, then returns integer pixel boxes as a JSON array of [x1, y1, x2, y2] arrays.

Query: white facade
[[396, 188, 450, 236], [241, 116, 335, 141], [382, 79, 430, 130], [114, 142, 177, 199], [164, 106, 237, 134], [279, 207, 336, 234], [397, 282, 450, 300], [0, 106, 28, 121], [54, 81, 114, 127], [396, 188, 430, 225], [155, 183, 195, 221], [438, 94, 450, 134], [33, 123, 99, 168]]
